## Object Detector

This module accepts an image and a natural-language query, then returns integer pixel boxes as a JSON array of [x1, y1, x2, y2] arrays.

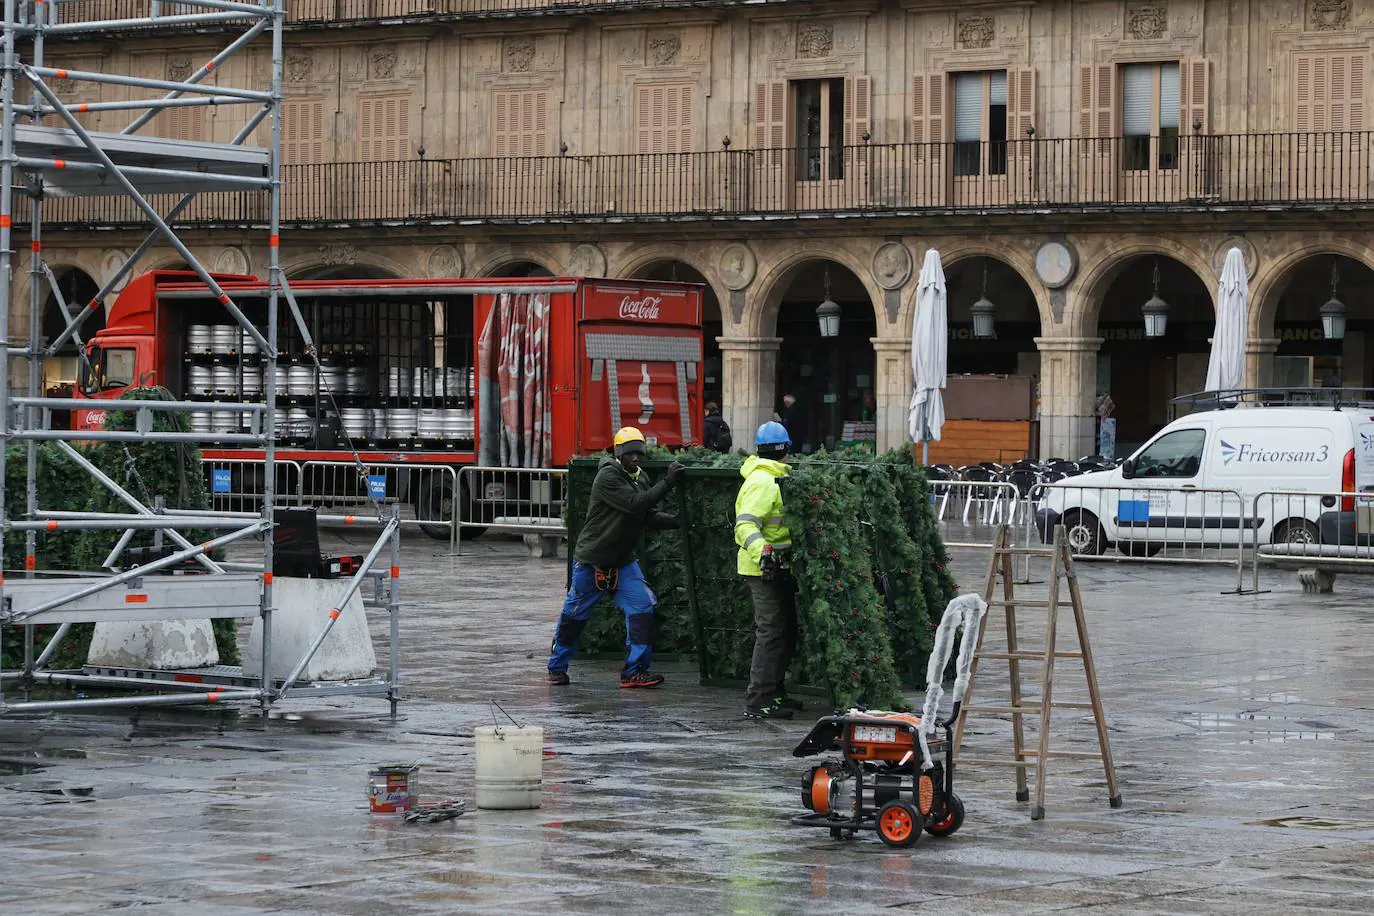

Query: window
[[635, 84, 694, 155], [82, 347, 137, 394], [358, 92, 410, 161], [282, 99, 326, 164], [1132, 428, 1205, 479], [493, 90, 550, 159], [953, 71, 1008, 177], [794, 78, 846, 180], [1294, 52, 1367, 133], [1122, 62, 1179, 171]]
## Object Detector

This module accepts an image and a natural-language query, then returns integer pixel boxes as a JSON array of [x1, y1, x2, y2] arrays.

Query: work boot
[[619, 671, 665, 689], [744, 701, 794, 720], [779, 695, 805, 711], [547, 670, 571, 686]]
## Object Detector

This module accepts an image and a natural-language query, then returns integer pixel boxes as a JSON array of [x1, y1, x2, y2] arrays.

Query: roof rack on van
[[1171, 387, 1374, 413]]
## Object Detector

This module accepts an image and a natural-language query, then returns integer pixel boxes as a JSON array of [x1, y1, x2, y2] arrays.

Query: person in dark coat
[[703, 402, 733, 453], [546, 426, 684, 688]]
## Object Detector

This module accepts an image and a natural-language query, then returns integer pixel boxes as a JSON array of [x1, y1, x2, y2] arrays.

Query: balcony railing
[[18, 133, 1374, 229], [45, 0, 750, 28]]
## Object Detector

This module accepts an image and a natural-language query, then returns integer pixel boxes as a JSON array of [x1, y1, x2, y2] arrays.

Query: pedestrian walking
[[703, 402, 733, 453], [735, 421, 803, 719], [547, 426, 684, 688]]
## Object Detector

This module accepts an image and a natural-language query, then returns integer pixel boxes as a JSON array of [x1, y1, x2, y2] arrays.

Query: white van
[[1035, 397, 1374, 555]]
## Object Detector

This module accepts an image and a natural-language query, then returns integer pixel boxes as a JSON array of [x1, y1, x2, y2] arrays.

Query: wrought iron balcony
[[19, 133, 1374, 230]]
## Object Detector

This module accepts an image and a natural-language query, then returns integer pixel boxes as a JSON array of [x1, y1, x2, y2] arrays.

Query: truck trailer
[[74, 271, 706, 538]]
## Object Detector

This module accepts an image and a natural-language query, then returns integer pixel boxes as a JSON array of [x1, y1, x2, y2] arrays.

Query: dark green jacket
[[574, 457, 677, 568]]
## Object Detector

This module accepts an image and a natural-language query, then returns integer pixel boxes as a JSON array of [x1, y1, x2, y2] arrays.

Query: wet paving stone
[[2, 535, 1373, 913]]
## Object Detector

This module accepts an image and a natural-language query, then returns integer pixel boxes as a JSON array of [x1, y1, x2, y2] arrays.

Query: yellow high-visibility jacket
[[734, 456, 791, 576]]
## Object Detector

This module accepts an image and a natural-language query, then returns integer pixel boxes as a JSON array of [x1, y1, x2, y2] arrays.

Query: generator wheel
[[926, 793, 965, 837], [876, 801, 922, 848]]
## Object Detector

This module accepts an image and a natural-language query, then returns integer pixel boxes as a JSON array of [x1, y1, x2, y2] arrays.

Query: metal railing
[[455, 465, 566, 554], [20, 132, 1374, 229], [1250, 489, 1374, 591]]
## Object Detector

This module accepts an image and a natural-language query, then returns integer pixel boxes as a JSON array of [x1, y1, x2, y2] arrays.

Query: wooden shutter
[[636, 83, 694, 155], [911, 72, 946, 205], [493, 90, 548, 157], [752, 80, 787, 150], [1006, 68, 1036, 201], [358, 92, 410, 161], [1330, 52, 1366, 131], [1179, 59, 1210, 134], [1078, 65, 1116, 200], [282, 99, 326, 164], [843, 74, 872, 146]]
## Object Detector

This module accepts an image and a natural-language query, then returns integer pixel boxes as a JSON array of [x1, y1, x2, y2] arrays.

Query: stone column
[[716, 336, 781, 451], [1035, 336, 1103, 460], [1244, 337, 1279, 389], [871, 337, 913, 454]]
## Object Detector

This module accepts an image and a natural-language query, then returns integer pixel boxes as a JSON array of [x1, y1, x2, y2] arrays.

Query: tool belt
[[594, 566, 620, 593], [759, 550, 789, 583]]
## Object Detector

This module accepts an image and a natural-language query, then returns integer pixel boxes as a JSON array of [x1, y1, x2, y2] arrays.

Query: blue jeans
[[548, 560, 656, 676]]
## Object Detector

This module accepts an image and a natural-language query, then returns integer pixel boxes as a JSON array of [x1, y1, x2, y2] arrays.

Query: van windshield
[[1133, 428, 1205, 478]]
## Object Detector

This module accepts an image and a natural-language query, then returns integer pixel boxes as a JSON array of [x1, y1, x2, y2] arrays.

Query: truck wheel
[[1061, 510, 1106, 556], [416, 477, 485, 541]]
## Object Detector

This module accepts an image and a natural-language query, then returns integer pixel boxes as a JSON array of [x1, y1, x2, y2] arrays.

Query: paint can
[[368, 764, 420, 815]]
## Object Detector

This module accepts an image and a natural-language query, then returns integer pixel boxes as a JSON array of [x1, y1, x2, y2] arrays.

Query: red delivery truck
[[74, 270, 705, 538]]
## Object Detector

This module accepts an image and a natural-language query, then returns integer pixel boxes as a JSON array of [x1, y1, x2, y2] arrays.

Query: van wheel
[[416, 478, 485, 541], [1061, 510, 1106, 555], [1273, 519, 1320, 546], [1118, 541, 1163, 558]]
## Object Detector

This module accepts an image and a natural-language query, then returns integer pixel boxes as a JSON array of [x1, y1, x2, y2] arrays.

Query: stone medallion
[[718, 243, 756, 291], [872, 242, 913, 290], [1211, 237, 1257, 279], [212, 246, 250, 277], [427, 244, 462, 278], [100, 249, 130, 292], [566, 243, 606, 278]]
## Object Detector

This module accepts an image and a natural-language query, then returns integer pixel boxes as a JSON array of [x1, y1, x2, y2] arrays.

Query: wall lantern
[[1321, 258, 1347, 342], [1142, 259, 1170, 339], [971, 259, 997, 339], [817, 268, 841, 338]]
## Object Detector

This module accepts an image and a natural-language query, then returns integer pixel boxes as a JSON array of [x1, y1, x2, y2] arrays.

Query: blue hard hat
[[755, 421, 791, 447]]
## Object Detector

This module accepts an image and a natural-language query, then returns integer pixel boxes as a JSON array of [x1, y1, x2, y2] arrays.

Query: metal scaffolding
[[0, 0, 401, 717]]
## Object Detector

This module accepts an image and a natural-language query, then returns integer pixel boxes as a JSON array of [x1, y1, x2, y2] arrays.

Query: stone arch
[[747, 246, 884, 338], [1250, 239, 1374, 339], [1072, 237, 1216, 336], [286, 257, 403, 281], [897, 244, 1050, 333], [474, 249, 558, 278], [614, 247, 728, 311]]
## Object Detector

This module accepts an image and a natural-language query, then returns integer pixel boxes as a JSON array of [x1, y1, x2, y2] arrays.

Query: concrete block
[[1298, 568, 1336, 594], [243, 577, 377, 682], [87, 619, 220, 670], [523, 534, 561, 558]]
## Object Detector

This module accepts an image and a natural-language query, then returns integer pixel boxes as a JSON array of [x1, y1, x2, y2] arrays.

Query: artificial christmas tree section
[[563, 448, 957, 711]]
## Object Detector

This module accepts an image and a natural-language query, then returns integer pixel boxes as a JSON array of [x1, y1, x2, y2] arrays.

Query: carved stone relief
[[834, 18, 864, 54], [285, 51, 313, 84], [504, 38, 536, 73], [212, 246, 250, 277], [956, 16, 995, 50], [766, 24, 793, 60], [167, 55, 193, 82], [925, 17, 951, 50], [1308, 0, 1351, 31], [1127, 5, 1168, 40], [320, 243, 359, 267], [52, 76, 77, 95], [566, 244, 607, 278], [872, 243, 913, 291], [427, 245, 463, 278], [369, 46, 398, 81], [100, 249, 131, 293], [797, 23, 834, 58], [1212, 237, 1258, 279], [648, 32, 681, 67], [615, 30, 644, 65], [718, 244, 757, 291]]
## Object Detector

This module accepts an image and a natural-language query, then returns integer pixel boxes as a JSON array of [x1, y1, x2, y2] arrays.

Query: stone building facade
[[15, 0, 1374, 459]]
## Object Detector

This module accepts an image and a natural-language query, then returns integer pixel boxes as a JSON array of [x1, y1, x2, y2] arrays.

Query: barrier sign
[[211, 468, 232, 494], [367, 475, 387, 500]]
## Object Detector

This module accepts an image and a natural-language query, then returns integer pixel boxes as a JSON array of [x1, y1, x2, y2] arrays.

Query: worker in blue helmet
[[734, 420, 803, 720]]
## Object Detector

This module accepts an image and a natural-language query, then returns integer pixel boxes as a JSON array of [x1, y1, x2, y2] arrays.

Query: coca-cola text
[[618, 296, 662, 320]]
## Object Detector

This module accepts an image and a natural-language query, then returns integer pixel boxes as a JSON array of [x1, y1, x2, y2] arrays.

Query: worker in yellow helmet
[[547, 427, 684, 688]]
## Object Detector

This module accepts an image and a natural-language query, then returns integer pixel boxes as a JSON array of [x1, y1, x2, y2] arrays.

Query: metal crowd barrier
[[203, 457, 304, 513], [1028, 482, 1249, 591], [455, 465, 566, 555], [1250, 489, 1374, 592]]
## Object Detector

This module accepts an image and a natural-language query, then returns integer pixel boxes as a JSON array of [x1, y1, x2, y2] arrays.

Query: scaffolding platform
[[79, 664, 394, 698], [2, 574, 265, 626], [14, 123, 269, 197]]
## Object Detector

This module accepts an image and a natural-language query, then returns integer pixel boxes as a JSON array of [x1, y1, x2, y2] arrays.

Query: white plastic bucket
[[474, 725, 543, 810]]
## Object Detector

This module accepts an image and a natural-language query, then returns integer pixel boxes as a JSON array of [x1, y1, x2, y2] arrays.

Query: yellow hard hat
[[613, 426, 646, 448]]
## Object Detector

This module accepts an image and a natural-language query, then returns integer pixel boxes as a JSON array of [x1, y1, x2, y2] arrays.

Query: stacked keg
[[185, 323, 266, 441]]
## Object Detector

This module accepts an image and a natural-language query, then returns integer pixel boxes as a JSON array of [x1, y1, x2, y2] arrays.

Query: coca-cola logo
[[618, 296, 662, 320], [85, 410, 107, 429]]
